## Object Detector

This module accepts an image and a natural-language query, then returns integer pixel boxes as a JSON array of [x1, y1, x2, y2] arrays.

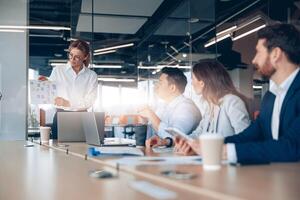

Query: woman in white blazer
[[175, 59, 250, 155]]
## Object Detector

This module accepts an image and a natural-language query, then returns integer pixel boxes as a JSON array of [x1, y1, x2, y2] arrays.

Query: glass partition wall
[[137, 0, 216, 112], [0, 0, 28, 140], [27, 0, 71, 137], [211, 0, 299, 117], [26, 0, 217, 136], [136, 0, 193, 107], [70, 0, 217, 114], [26, 0, 299, 138], [72, 0, 141, 114]]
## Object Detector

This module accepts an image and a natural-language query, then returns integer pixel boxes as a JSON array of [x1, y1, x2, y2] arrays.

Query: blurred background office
[[0, 0, 298, 139]]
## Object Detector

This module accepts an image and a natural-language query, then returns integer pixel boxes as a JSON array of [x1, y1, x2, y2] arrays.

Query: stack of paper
[[111, 156, 202, 166], [104, 137, 136, 146]]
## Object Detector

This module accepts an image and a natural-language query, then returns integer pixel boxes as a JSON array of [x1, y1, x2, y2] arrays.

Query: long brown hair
[[192, 59, 249, 110], [68, 39, 91, 67]]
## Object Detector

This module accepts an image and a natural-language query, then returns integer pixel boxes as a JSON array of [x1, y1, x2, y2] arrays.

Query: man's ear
[[199, 80, 205, 88], [270, 47, 282, 65], [170, 83, 177, 92]]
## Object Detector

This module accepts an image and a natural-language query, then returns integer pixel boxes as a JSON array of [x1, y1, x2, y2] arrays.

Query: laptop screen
[[57, 112, 86, 142], [82, 112, 105, 146]]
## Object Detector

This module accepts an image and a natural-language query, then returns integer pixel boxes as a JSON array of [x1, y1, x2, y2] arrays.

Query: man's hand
[[138, 106, 155, 119], [174, 136, 200, 156], [54, 97, 70, 107], [138, 106, 161, 131], [137, 115, 148, 124], [38, 76, 48, 81], [146, 135, 168, 148]]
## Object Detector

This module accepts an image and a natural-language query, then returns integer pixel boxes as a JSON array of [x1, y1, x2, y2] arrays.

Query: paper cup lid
[[40, 126, 51, 130]]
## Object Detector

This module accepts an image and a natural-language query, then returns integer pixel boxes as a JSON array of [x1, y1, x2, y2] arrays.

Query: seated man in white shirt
[[139, 67, 201, 148], [40, 39, 98, 139]]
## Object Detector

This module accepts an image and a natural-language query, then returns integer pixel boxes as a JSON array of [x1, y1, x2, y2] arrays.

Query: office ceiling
[[29, 0, 281, 78]]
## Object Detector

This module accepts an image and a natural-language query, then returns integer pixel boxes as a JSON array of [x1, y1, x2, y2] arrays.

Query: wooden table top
[[36, 140, 300, 200], [0, 141, 211, 200]]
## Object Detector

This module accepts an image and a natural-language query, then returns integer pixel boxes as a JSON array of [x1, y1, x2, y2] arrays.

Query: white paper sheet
[[95, 146, 144, 156], [111, 156, 202, 166], [30, 80, 57, 104], [104, 137, 136, 145], [152, 146, 174, 154]]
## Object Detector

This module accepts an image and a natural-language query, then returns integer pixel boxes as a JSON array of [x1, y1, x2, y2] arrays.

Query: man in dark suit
[[174, 23, 300, 165], [224, 23, 300, 164]]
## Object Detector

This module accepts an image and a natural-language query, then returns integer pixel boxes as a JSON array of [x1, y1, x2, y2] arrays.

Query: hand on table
[[54, 97, 70, 107], [174, 136, 200, 156], [174, 136, 228, 159], [145, 135, 168, 148], [38, 76, 48, 81]]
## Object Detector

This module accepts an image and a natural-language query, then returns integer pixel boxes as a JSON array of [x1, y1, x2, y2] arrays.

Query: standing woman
[[43, 39, 98, 139], [175, 59, 250, 155]]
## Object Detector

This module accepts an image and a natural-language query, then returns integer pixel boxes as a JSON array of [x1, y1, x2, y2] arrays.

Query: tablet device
[[165, 127, 190, 140]]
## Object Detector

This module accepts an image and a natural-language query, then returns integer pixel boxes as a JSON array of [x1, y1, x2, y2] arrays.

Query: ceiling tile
[[81, 0, 164, 17], [76, 14, 147, 34]]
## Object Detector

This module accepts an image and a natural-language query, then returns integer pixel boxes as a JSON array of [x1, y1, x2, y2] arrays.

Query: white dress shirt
[[149, 95, 202, 139], [49, 62, 98, 111], [227, 68, 300, 163], [269, 68, 299, 140]]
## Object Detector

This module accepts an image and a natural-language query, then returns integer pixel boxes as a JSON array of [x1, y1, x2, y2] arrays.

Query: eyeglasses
[[68, 53, 84, 61]]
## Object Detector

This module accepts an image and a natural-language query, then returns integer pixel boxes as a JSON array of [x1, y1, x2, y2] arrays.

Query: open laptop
[[81, 112, 105, 146], [57, 112, 86, 142], [82, 112, 135, 147]]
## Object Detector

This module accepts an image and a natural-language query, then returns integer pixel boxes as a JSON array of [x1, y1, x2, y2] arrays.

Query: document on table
[[152, 146, 174, 154], [110, 156, 202, 166], [30, 80, 57, 104], [95, 146, 144, 156], [104, 137, 136, 145]]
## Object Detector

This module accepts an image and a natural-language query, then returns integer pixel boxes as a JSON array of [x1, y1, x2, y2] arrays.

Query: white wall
[[0, 0, 28, 140]]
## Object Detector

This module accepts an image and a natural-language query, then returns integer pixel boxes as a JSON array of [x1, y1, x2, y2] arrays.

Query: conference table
[[1, 140, 299, 200]]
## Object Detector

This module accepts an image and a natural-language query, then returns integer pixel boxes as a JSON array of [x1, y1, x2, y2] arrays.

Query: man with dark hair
[[224, 23, 300, 164], [160, 67, 188, 93], [175, 23, 300, 164], [139, 67, 201, 148]]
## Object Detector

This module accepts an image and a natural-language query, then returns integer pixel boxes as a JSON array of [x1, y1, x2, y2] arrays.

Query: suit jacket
[[225, 71, 300, 164]]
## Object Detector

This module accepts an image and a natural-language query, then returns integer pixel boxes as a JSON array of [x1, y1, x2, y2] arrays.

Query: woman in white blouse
[[49, 39, 97, 110], [174, 59, 250, 155], [40, 39, 97, 139]]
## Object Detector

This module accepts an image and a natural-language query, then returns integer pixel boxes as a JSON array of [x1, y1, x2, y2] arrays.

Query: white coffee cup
[[200, 133, 224, 170], [40, 126, 51, 143]]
